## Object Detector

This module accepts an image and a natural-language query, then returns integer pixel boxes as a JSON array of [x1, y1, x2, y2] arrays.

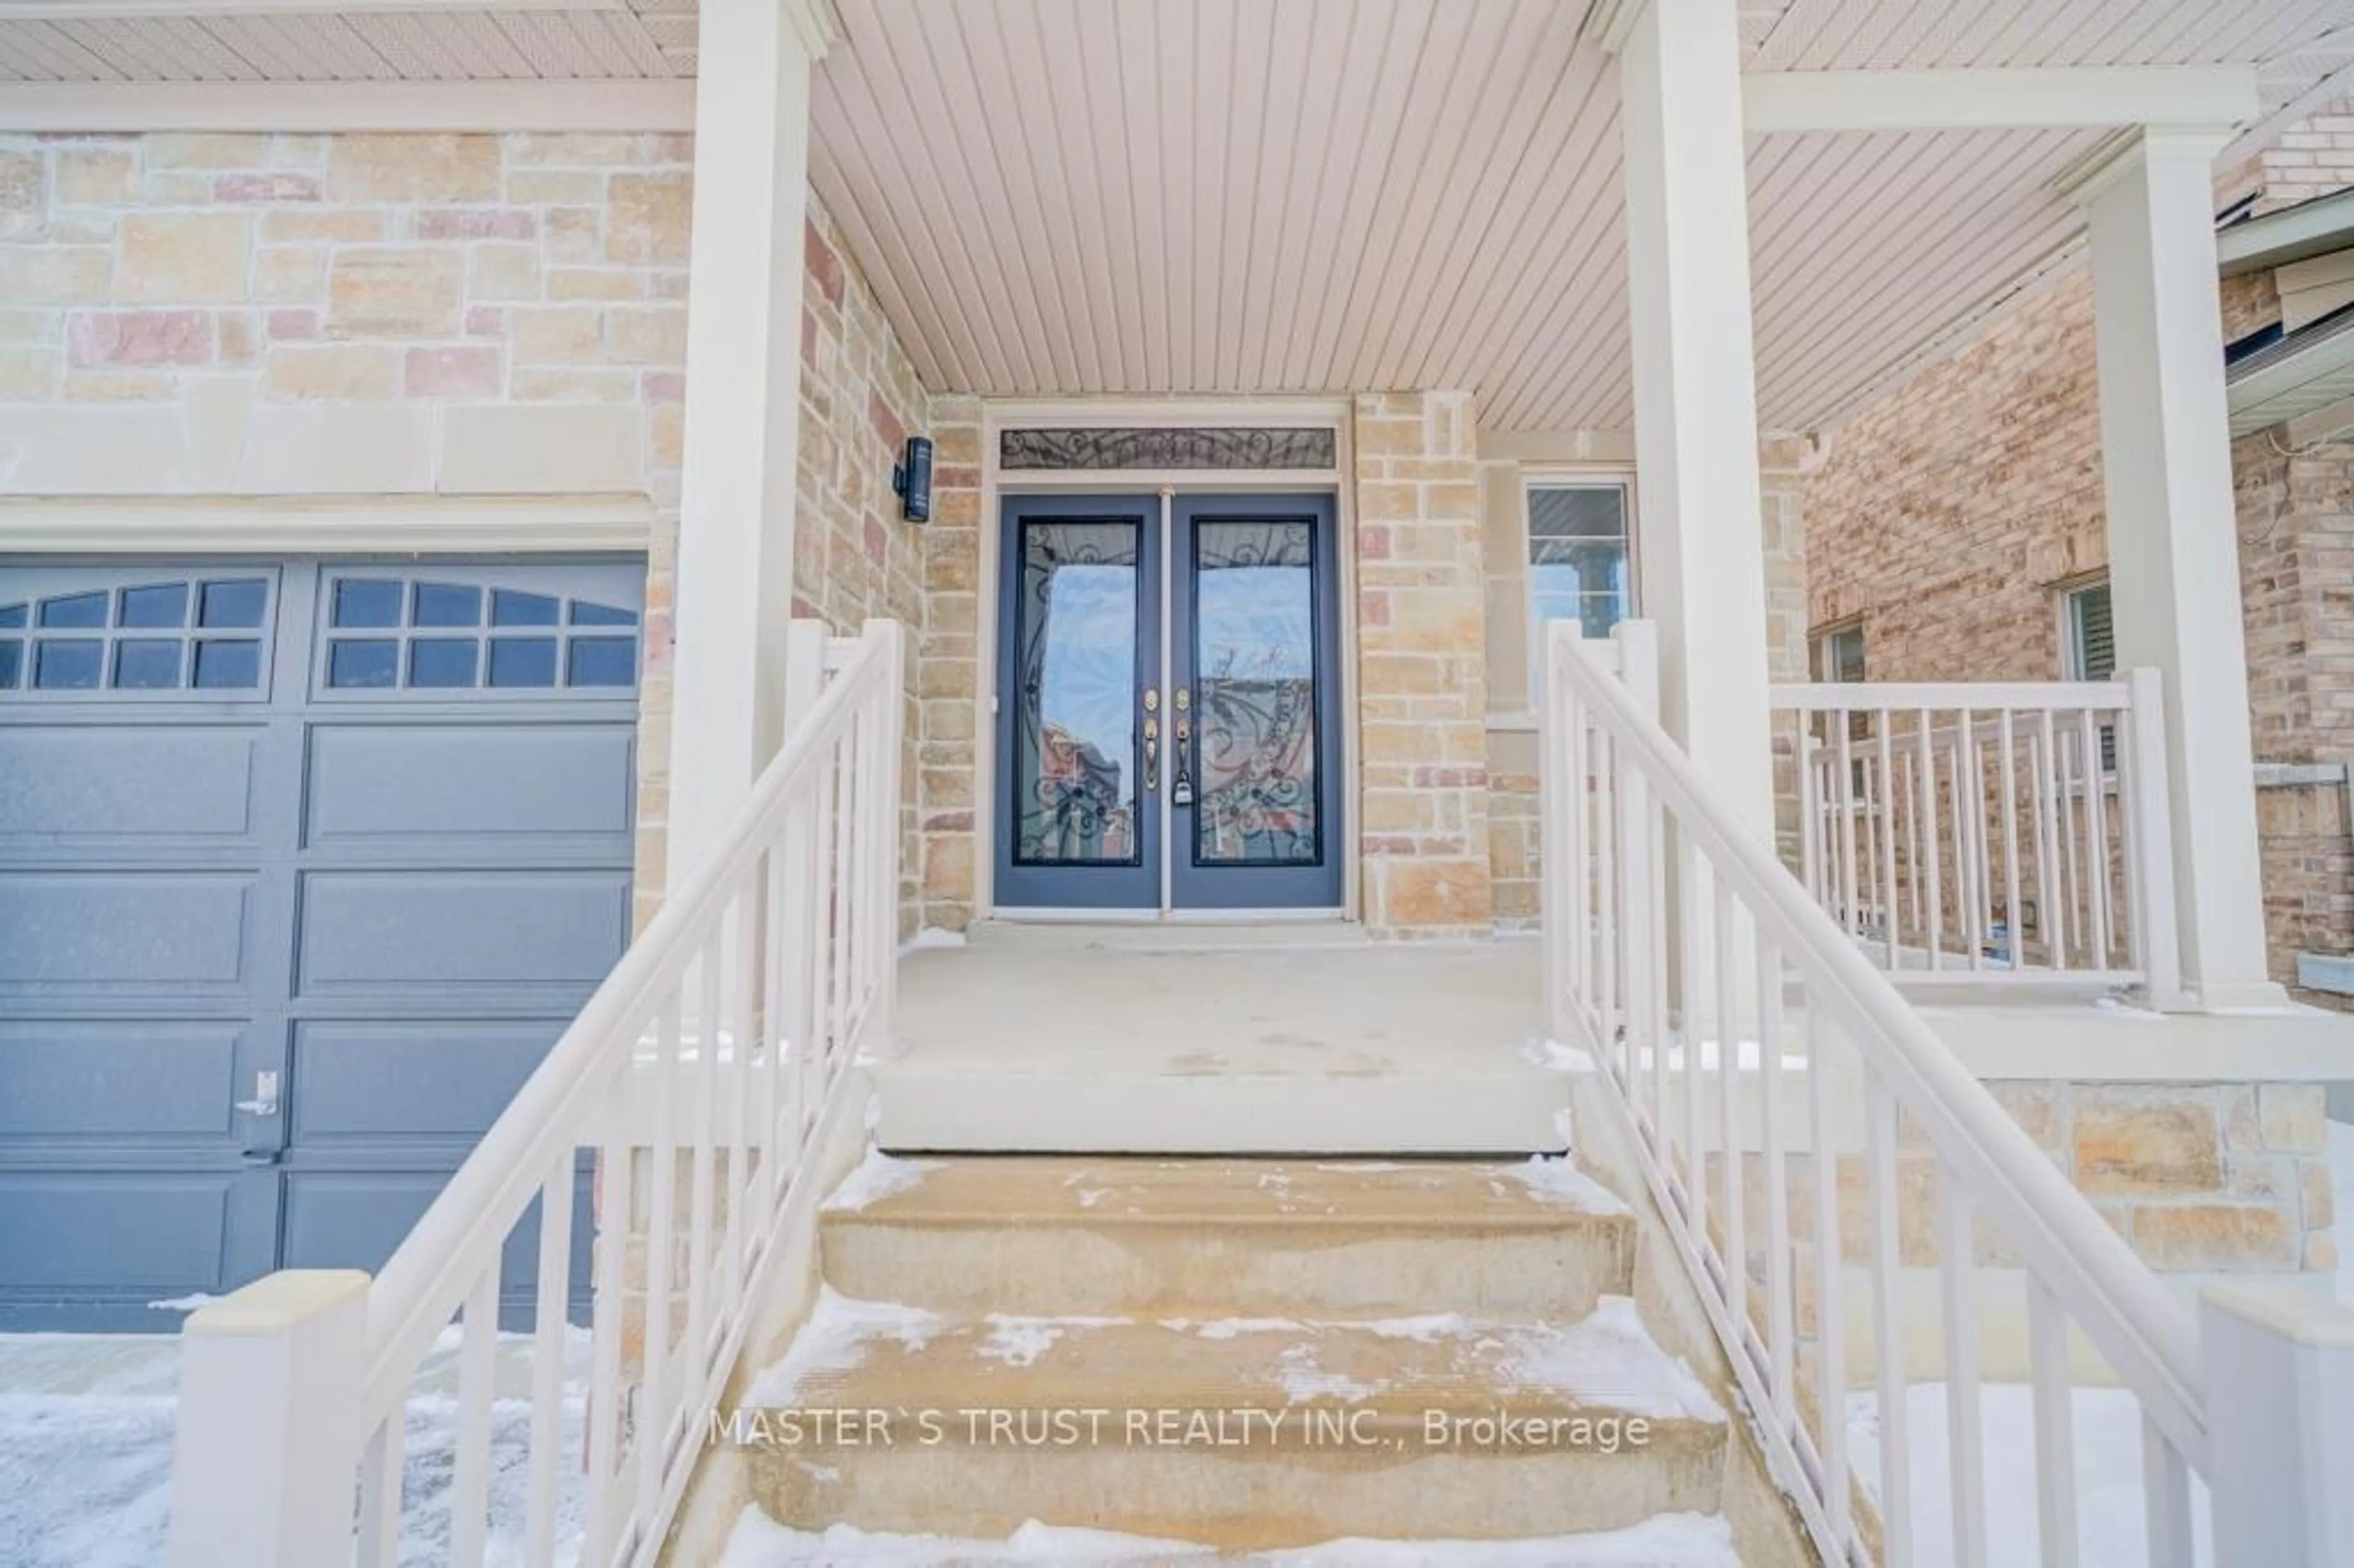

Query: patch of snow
[[0, 1329, 588, 1568], [1517, 1037, 1594, 1071], [720, 1508, 1212, 1564], [1272, 1344, 1385, 1406], [1848, 1383, 2213, 1568], [1161, 1316, 1303, 1341], [717, 1508, 1742, 1566], [1075, 1187, 1113, 1208], [743, 1288, 942, 1406], [1260, 1512, 1742, 1566], [821, 1147, 944, 1213], [142, 1294, 220, 1314], [1352, 1314, 1478, 1343], [901, 927, 969, 952], [1495, 1155, 1632, 1214], [1491, 1296, 1724, 1423], [975, 1315, 1126, 1368]]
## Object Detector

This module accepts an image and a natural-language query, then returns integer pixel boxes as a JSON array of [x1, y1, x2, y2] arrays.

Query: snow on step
[[719, 1504, 1746, 1566], [818, 1155, 1637, 1320], [826, 1154, 1629, 1224], [733, 1292, 1729, 1548], [747, 1291, 1721, 1425]]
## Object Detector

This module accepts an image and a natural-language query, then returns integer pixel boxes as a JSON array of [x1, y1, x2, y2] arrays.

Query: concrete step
[[734, 1294, 1729, 1550], [720, 1505, 1748, 1564], [876, 942, 1572, 1154], [820, 1154, 1637, 1320]]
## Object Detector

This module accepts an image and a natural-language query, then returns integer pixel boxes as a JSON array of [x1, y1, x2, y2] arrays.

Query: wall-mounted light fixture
[[893, 436, 934, 524]]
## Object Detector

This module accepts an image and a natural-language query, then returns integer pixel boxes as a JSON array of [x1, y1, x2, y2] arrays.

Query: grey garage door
[[0, 557, 642, 1330]]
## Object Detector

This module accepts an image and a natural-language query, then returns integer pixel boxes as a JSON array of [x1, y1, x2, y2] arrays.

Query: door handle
[[235, 1069, 280, 1117], [1171, 687, 1195, 807], [1143, 716, 1159, 790]]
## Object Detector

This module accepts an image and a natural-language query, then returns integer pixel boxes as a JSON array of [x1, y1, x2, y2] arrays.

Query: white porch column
[[666, 0, 836, 889], [1612, 0, 1777, 841], [2074, 130, 2287, 1008]]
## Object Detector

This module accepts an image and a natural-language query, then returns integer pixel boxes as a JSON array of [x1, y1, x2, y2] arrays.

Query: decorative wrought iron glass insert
[[1000, 427, 1337, 471], [1192, 520, 1321, 867], [1012, 519, 1143, 867]]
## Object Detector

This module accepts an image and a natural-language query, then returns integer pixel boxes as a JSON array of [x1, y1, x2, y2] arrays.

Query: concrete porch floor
[[870, 929, 1575, 1154]]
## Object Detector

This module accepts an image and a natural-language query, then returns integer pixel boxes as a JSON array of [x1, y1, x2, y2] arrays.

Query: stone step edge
[[737, 1296, 1729, 1434], [721, 1504, 1748, 1567], [821, 1205, 1634, 1231]]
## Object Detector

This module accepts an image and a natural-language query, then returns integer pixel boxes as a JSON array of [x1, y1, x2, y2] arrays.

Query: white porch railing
[[1545, 622, 2223, 1567], [167, 619, 907, 1568], [1773, 677, 2180, 1001]]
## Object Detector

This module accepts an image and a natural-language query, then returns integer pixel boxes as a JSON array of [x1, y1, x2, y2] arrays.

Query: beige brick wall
[[1802, 250, 2354, 1007], [1356, 392, 1494, 935], [0, 132, 934, 935], [2257, 101, 2354, 212]]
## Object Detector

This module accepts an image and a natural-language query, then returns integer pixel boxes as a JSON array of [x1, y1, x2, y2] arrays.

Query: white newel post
[[1609, 0, 1777, 840], [2201, 1285, 2354, 1566], [2073, 129, 2287, 1008], [167, 1270, 369, 1568], [667, 0, 838, 891]]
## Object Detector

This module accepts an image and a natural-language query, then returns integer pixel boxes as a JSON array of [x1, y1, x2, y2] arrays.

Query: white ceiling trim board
[[0, 77, 694, 127], [0, 0, 622, 13], [1745, 64, 2260, 131]]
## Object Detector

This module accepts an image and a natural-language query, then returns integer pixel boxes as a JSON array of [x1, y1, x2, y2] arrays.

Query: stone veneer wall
[[1355, 392, 1494, 935], [794, 204, 933, 938], [0, 131, 932, 934], [915, 397, 983, 935]]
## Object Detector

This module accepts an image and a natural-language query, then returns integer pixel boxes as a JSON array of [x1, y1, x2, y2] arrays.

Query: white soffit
[[809, 0, 2345, 431], [5, 0, 2354, 432]]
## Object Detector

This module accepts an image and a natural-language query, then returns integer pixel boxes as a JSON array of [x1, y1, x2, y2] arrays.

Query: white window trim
[[1813, 618, 1866, 683], [2057, 574, 2112, 683], [1520, 466, 1637, 709]]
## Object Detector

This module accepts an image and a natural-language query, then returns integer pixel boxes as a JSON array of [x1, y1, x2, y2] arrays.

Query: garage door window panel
[[0, 571, 275, 700], [318, 568, 640, 699]]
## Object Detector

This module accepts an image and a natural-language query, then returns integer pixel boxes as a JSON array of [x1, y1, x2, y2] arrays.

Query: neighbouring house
[[1805, 101, 2354, 1019], [0, 3, 2350, 1566]]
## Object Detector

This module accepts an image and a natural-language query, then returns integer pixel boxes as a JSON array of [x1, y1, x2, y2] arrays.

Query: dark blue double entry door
[[995, 493, 1344, 911]]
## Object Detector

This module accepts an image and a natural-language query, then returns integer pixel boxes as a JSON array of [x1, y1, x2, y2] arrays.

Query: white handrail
[[168, 618, 908, 1568], [1770, 674, 2180, 1002], [1545, 622, 2205, 1567]]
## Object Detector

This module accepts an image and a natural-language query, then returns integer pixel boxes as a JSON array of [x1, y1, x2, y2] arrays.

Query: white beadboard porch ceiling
[[808, 0, 2352, 430], [4, 1, 2353, 430]]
